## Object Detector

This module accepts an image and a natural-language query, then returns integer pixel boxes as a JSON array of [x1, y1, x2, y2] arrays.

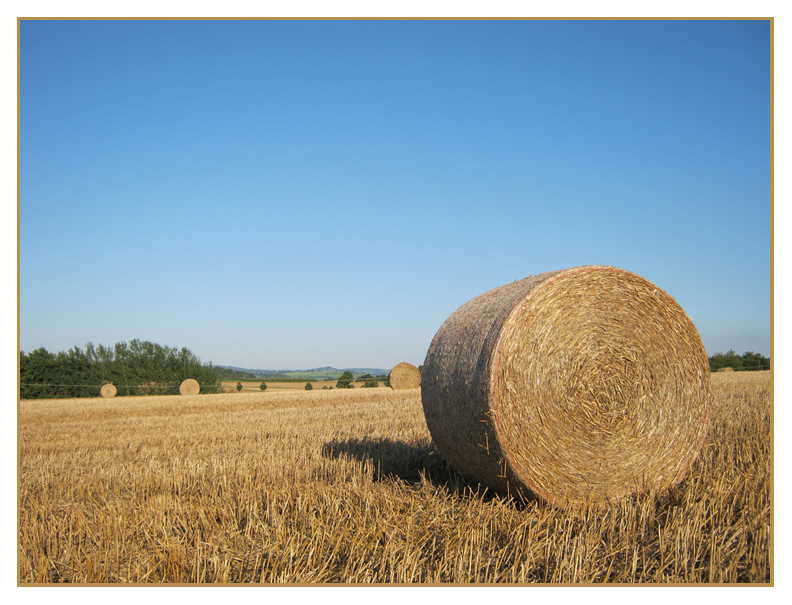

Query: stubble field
[[18, 371, 771, 584], [220, 380, 345, 392]]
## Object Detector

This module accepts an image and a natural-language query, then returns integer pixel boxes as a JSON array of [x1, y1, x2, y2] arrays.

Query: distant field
[[218, 370, 391, 382], [219, 380, 384, 392], [19, 372, 770, 583], [283, 371, 344, 380]]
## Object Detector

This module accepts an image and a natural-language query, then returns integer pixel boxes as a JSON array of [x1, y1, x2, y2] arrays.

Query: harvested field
[[18, 371, 770, 583], [220, 380, 349, 392]]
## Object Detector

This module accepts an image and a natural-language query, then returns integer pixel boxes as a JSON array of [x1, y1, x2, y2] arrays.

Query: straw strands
[[180, 378, 200, 396], [421, 266, 711, 508], [100, 383, 117, 398], [389, 362, 422, 390], [18, 373, 769, 583]]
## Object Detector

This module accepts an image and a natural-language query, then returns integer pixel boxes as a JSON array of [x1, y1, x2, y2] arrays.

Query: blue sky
[[18, 18, 771, 370]]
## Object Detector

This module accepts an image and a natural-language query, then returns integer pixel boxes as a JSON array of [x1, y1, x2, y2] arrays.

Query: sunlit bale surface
[[422, 266, 711, 508]]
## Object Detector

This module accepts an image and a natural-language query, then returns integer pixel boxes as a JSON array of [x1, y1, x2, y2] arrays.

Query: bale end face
[[389, 362, 422, 390], [100, 383, 117, 398], [180, 379, 200, 396]]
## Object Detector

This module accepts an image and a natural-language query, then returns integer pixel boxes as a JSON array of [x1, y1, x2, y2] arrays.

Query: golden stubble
[[19, 372, 770, 583]]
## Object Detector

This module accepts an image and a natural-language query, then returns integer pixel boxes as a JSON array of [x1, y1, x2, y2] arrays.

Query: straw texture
[[421, 266, 711, 508], [389, 362, 422, 390], [100, 383, 117, 398], [716, 367, 735, 373], [180, 379, 200, 396]]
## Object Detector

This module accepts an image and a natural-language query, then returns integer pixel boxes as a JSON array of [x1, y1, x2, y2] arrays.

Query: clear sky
[[19, 18, 771, 370]]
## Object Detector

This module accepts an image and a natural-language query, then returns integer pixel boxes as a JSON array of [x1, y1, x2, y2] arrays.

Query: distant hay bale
[[389, 362, 422, 390], [421, 266, 711, 508], [716, 367, 735, 373], [180, 378, 200, 396], [100, 383, 117, 398]]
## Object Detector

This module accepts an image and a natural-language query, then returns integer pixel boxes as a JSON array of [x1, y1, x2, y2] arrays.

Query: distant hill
[[214, 365, 392, 380], [334, 368, 393, 376]]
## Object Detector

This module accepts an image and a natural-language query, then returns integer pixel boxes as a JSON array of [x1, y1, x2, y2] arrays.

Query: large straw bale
[[100, 383, 117, 398], [180, 378, 200, 396], [421, 266, 711, 508], [389, 362, 422, 390]]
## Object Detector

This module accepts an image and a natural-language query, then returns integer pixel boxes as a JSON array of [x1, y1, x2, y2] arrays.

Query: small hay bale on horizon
[[421, 265, 711, 509], [716, 367, 736, 372], [100, 383, 117, 398], [389, 362, 422, 390], [180, 378, 200, 396]]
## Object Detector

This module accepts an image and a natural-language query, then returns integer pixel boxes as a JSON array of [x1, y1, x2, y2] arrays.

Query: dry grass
[[18, 371, 770, 584]]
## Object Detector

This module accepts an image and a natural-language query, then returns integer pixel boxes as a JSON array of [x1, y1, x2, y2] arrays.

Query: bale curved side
[[389, 362, 422, 390], [421, 266, 711, 507], [180, 378, 200, 396], [100, 383, 117, 398]]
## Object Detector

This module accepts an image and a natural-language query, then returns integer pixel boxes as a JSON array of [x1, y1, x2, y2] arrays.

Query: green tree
[[20, 340, 222, 399], [336, 371, 354, 389], [260, 382, 268, 391], [215, 367, 258, 380], [85, 342, 119, 389], [20, 348, 58, 399], [741, 351, 770, 371], [114, 341, 132, 396], [236, 382, 243, 392], [305, 382, 313, 390], [708, 350, 770, 372], [363, 379, 378, 388], [709, 350, 743, 372]]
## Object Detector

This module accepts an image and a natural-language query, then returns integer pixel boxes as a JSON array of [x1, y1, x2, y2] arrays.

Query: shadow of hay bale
[[321, 437, 439, 483], [321, 437, 526, 505]]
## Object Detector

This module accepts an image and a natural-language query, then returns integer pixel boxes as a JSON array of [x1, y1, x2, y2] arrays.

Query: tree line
[[708, 350, 770, 372], [19, 340, 222, 399], [20, 341, 766, 400], [213, 367, 259, 381]]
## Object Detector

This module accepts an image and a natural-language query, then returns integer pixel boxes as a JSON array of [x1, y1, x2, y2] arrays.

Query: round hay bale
[[180, 378, 200, 396], [100, 383, 117, 398], [421, 265, 711, 508], [716, 367, 735, 372], [389, 362, 422, 390]]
